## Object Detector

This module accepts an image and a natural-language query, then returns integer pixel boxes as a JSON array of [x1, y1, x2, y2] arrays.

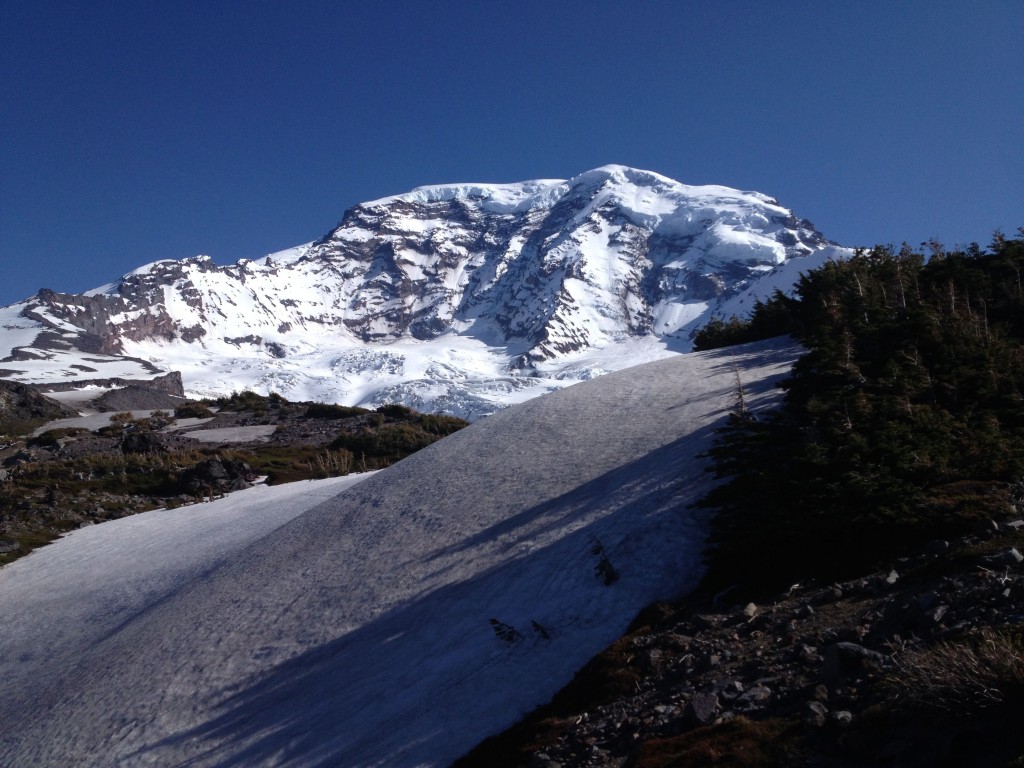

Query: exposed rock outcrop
[[0, 381, 75, 430]]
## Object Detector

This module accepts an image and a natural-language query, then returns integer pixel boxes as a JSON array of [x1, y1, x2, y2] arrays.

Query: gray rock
[[529, 754, 562, 768], [805, 700, 829, 727], [926, 540, 950, 556], [687, 691, 720, 724], [719, 679, 744, 698], [831, 710, 854, 726], [823, 642, 888, 685], [926, 605, 949, 624], [833, 642, 887, 663], [981, 548, 1024, 567], [738, 684, 771, 708], [799, 644, 820, 663], [95, 383, 184, 412]]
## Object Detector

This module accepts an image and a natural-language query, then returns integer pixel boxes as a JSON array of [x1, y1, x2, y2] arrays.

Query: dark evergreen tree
[[697, 234, 1024, 593]]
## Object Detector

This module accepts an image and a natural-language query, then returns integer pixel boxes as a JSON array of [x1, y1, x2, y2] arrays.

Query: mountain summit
[[0, 166, 849, 417]]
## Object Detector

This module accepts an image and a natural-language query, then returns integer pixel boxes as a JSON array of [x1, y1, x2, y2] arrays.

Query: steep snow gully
[[0, 339, 798, 767]]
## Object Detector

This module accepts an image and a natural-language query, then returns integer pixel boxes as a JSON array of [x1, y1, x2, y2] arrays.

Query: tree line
[[694, 231, 1024, 592]]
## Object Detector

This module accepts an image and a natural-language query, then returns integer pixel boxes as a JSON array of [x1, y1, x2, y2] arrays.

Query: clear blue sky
[[2, 0, 1022, 306]]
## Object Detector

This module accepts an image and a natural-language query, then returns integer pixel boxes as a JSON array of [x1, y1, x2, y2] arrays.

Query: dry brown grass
[[888, 629, 1024, 715]]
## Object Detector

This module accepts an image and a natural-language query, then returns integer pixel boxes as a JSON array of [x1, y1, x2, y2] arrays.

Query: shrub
[[418, 413, 467, 435], [376, 403, 414, 419], [330, 423, 437, 457], [304, 402, 369, 419], [27, 427, 88, 448], [214, 390, 280, 412], [174, 402, 215, 419]]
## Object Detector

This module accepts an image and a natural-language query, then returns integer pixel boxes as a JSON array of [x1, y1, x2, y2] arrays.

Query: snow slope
[[0, 338, 799, 767], [0, 474, 374, 705]]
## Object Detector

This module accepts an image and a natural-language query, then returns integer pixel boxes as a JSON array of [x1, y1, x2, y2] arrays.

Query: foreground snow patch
[[0, 340, 799, 767], [0, 474, 373, 702]]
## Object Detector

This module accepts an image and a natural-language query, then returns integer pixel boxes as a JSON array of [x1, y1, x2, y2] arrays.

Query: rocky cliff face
[[0, 381, 75, 431]]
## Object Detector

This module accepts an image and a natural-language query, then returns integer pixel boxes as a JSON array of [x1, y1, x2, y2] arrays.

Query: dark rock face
[[95, 386, 183, 413], [39, 372, 184, 398], [0, 381, 75, 428], [179, 457, 257, 495], [120, 430, 168, 455]]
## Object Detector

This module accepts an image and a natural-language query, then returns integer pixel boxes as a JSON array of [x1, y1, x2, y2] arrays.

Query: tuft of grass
[[887, 629, 1024, 717]]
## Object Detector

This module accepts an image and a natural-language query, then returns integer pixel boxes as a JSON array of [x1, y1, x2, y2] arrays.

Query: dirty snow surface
[[181, 424, 279, 443], [0, 339, 798, 767]]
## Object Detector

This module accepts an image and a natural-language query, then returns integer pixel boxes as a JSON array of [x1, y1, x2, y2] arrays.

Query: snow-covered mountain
[[0, 165, 848, 418]]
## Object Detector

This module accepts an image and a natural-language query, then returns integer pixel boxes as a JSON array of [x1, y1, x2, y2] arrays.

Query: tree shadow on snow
[[125, 426, 722, 768]]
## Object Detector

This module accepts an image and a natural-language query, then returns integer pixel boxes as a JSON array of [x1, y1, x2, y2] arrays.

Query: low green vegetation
[[173, 402, 215, 419], [303, 402, 370, 419], [630, 717, 806, 768], [0, 394, 467, 566], [26, 427, 90, 448], [329, 411, 465, 461], [697, 231, 1024, 592], [208, 390, 288, 415]]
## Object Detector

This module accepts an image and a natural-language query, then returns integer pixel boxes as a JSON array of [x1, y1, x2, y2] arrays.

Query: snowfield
[[0, 339, 799, 766]]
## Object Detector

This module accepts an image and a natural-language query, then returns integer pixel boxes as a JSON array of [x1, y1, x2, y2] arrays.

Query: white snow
[[0, 339, 799, 767], [41, 387, 111, 413], [714, 244, 848, 318], [29, 409, 160, 436], [0, 473, 374, 709], [0, 302, 43, 350], [361, 178, 566, 214], [182, 424, 278, 442]]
